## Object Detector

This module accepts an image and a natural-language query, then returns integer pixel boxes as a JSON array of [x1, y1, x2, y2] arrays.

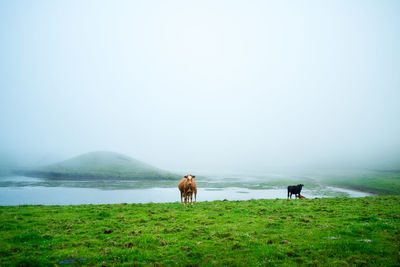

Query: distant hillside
[[21, 151, 178, 180], [0, 153, 20, 177]]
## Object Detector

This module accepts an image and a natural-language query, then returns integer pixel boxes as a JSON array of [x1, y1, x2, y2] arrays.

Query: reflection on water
[[0, 176, 43, 182]]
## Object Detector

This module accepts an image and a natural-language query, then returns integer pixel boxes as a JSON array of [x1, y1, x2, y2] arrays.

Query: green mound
[[23, 151, 178, 180]]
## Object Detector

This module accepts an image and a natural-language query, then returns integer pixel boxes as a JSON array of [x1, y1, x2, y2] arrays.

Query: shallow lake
[[0, 176, 373, 205]]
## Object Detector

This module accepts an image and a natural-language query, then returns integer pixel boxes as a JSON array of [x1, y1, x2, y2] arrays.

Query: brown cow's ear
[[184, 175, 188, 178], [192, 175, 196, 179]]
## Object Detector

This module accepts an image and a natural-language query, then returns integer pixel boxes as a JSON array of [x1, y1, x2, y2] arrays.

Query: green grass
[[325, 176, 400, 195], [306, 169, 400, 195], [1, 196, 400, 266]]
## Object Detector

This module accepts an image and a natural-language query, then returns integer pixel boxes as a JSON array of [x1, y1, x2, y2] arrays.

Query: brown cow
[[178, 174, 197, 205], [298, 194, 307, 199]]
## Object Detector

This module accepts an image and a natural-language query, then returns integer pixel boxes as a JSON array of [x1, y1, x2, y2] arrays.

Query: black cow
[[287, 184, 304, 199]]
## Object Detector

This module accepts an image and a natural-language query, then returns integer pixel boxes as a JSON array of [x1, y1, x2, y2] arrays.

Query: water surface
[[0, 176, 373, 205]]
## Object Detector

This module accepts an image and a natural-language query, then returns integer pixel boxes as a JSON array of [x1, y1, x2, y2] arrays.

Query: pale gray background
[[1, 0, 399, 173]]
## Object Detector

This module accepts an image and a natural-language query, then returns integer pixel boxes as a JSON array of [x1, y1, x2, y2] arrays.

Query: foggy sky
[[1, 0, 400, 173]]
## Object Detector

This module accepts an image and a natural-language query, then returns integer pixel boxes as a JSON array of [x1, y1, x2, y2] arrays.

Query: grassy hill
[[297, 168, 400, 195], [1, 196, 399, 266], [21, 151, 178, 180], [0, 153, 20, 177]]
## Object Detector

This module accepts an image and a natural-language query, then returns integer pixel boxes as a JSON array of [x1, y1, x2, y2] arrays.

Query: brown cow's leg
[[180, 191, 183, 204], [184, 191, 187, 205], [195, 191, 197, 203]]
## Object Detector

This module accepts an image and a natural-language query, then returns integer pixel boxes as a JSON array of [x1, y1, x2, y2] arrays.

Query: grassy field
[[299, 169, 400, 195], [323, 173, 400, 195], [1, 196, 399, 266]]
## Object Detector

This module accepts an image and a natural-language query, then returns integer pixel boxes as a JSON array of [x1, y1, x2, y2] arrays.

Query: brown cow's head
[[184, 174, 196, 189]]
